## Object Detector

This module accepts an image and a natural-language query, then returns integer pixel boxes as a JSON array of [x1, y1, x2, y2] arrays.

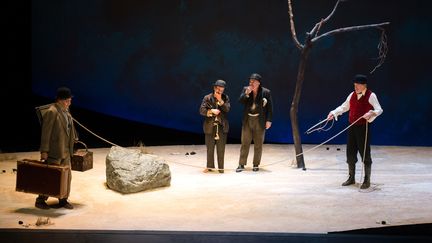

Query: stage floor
[[0, 144, 431, 233]]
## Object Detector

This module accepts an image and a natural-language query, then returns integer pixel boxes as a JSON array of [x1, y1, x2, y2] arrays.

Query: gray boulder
[[106, 146, 171, 193]]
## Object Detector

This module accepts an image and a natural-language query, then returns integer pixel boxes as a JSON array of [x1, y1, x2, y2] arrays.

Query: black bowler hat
[[213, 79, 226, 87], [249, 73, 262, 82], [56, 87, 73, 100], [352, 74, 367, 84]]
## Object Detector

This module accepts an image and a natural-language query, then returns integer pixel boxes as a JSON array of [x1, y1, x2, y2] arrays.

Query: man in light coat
[[36, 87, 77, 209]]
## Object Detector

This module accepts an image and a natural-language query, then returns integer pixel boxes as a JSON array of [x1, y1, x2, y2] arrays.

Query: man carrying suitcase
[[36, 87, 77, 209]]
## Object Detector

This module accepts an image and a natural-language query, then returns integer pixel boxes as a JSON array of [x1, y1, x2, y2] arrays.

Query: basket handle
[[74, 140, 88, 152]]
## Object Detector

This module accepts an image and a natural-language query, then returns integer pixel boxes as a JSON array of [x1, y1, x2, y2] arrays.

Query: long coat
[[40, 103, 77, 163], [199, 93, 230, 134]]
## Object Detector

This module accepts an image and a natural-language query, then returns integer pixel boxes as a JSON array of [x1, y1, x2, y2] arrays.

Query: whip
[[305, 117, 335, 134]]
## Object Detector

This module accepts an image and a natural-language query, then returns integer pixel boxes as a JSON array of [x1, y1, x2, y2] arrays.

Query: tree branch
[[312, 22, 390, 43], [309, 0, 344, 37], [287, 0, 303, 50], [369, 28, 388, 74]]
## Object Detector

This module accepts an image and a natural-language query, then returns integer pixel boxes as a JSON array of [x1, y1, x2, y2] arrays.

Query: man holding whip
[[327, 74, 383, 189]]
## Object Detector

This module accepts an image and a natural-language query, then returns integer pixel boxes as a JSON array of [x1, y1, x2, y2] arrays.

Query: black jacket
[[239, 86, 273, 129]]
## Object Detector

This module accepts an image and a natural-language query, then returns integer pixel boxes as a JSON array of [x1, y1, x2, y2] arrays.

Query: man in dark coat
[[236, 73, 273, 172], [199, 80, 230, 173]]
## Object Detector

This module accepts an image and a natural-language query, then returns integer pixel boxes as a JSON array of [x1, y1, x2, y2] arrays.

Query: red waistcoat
[[349, 89, 373, 125]]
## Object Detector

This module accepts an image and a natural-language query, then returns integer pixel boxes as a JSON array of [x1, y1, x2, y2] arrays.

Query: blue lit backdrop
[[32, 0, 432, 146]]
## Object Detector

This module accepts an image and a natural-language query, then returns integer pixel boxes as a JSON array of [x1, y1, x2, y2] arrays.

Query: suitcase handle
[[23, 158, 46, 164], [22, 159, 52, 168], [74, 140, 88, 152]]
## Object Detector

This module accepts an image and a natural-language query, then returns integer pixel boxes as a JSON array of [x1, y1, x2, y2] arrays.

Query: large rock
[[106, 146, 171, 193]]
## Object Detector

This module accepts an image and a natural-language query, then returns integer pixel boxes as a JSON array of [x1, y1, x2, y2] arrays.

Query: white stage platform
[[1, 144, 431, 234]]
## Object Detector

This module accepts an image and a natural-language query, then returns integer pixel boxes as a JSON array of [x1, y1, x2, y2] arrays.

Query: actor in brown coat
[[35, 87, 77, 209], [199, 80, 230, 173]]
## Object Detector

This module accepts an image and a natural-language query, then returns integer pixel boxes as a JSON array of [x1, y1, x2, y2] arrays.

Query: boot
[[236, 165, 245, 173], [342, 163, 355, 186], [35, 199, 50, 210], [35, 195, 50, 210], [58, 198, 73, 209], [360, 164, 371, 189]]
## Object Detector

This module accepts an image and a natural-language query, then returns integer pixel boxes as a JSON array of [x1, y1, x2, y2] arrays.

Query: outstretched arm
[[328, 93, 351, 121]]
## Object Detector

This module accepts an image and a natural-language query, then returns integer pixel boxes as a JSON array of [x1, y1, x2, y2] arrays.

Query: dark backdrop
[[2, 0, 432, 152]]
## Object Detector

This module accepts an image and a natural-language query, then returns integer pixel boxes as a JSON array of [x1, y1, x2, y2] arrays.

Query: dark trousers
[[36, 155, 72, 201], [239, 116, 265, 166], [346, 124, 372, 166], [205, 125, 227, 169]]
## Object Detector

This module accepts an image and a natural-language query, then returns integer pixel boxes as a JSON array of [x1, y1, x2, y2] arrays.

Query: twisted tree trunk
[[287, 0, 389, 169], [290, 35, 312, 169]]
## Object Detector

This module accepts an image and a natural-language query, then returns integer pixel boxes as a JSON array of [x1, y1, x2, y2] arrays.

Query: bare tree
[[287, 0, 389, 169]]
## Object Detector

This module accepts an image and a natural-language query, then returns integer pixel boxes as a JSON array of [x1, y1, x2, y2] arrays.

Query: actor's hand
[[211, 109, 221, 115], [214, 92, 222, 101], [362, 111, 373, 121], [265, 121, 272, 130], [245, 86, 252, 95], [327, 113, 334, 121], [40, 152, 48, 161]]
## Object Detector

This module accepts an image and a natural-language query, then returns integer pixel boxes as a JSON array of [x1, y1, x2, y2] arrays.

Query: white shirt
[[330, 89, 383, 123]]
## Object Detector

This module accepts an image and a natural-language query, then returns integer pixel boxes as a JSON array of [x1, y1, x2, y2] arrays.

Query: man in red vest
[[327, 74, 383, 189]]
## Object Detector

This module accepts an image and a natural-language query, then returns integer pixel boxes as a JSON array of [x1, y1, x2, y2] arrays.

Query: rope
[[305, 119, 328, 134], [167, 116, 365, 172], [305, 118, 334, 134], [73, 113, 378, 193], [294, 116, 364, 159], [358, 121, 369, 192], [72, 117, 121, 148], [166, 157, 292, 172], [71, 115, 366, 175]]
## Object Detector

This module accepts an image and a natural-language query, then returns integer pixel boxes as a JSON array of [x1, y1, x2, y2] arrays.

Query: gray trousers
[[239, 116, 265, 166], [205, 124, 227, 169], [36, 155, 72, 201]]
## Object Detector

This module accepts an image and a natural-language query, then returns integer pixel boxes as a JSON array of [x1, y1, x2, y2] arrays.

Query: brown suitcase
[[71, 141, 93, 172], [15, 159, 70, 198]]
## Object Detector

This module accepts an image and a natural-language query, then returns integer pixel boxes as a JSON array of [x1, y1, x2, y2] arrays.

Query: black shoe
[[360, 179, 370, 189], [236, 165, 245, 173], [341, 177, 355, 186], [35, 200, 50, 210], [252, 167, 259, 172], [218, 169, 224, 173], [59, 199, 73, 209]]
